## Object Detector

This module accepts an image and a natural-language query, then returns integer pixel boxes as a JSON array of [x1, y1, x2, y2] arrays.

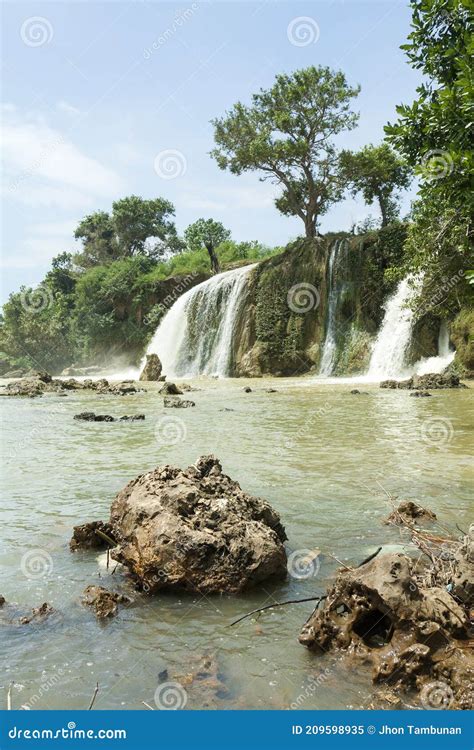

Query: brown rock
[[82, 585, 130, 619], [109, 455, 287, 594], [160, 382, 182, 395], [70, 521, 115, 551], [139, 354, 163, 382], [384, 500, 437, 526]]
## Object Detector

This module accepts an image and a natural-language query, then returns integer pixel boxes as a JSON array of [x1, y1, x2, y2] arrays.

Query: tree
[[385, 0, 473, 205], [210, 66, 360, 237], [184, 219, 231, 274], [112, 195, 183, 258], [339, 144, 411, 226], [74, 196, 184, 269], [384, 0, 473, 313]]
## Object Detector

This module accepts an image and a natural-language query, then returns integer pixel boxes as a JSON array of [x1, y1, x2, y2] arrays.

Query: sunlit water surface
[[1, 378, 472, 710]]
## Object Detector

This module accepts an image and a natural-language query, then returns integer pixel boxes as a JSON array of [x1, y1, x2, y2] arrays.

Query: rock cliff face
[[232, 228, 406, 377]]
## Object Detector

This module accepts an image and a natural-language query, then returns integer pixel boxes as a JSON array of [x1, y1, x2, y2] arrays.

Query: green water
[[1, 378, 472, 710]]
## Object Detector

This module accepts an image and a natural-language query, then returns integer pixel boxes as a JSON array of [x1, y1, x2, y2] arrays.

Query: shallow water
[[1, 378, 472, 710]]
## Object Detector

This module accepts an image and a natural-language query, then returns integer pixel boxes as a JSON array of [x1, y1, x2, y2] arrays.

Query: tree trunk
[[377, 194, 388, 227], [304, 215, 317, 238], [205, 243, 221, 274]]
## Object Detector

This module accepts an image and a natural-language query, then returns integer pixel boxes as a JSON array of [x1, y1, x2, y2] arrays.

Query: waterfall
[[319, 240, 345, 376], [145, 264, 257, 378], [412, 319, 455, 375], [367, 277, 419, 379]]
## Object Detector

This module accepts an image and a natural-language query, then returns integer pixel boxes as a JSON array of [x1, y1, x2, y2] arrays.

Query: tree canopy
[[185, 218, 231, 274], [339, 144, 411, 226], [74, 196, 184, 269], [211, 66, 360, 237]]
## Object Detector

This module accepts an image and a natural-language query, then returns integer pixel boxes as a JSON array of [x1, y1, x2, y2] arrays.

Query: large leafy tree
[[74, 196, 183, 269], [211, 66, 360, 238], [339, 144, 411, 226], [384, 0, 473, 311], [184, 219, 231, 274]]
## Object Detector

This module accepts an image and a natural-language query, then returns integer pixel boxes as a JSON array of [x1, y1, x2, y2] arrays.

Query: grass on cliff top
[[141, 240, 284, 283]]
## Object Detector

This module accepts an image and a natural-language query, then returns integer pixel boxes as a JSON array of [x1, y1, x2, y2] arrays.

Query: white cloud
[[1, 108, 123, 209], [183, 183, 278, 212]]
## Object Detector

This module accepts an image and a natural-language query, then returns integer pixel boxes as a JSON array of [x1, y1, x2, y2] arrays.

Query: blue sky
[[1, 0, 420, 302]]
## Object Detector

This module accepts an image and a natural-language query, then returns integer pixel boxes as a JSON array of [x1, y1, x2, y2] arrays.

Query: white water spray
[[366, 277, 419, 379], [144, 264, 257, 378], [319, 241, 340, 376]]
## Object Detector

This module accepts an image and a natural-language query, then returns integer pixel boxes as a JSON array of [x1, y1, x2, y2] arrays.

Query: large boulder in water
[[139, 354, 163, 382], [110, 455, 287, 594], [380, 372, 466, 389]]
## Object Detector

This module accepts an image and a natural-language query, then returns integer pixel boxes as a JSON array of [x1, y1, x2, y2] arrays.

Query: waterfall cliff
[[145, 264, 256, 377]]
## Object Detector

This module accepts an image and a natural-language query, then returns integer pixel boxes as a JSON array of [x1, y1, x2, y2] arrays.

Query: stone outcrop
[[159, 382, 182, 395], [74, 412, 145, 422], [109, 455, 287, 594], [163, 397, 195, 408], [139, 354, 163, 381], [380, 372, 467, 390], [0, 374, 145, 397], [299, 541, 473, 710]]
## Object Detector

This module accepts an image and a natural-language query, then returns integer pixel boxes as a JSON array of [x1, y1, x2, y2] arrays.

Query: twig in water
[[88, 682, 99, 710], [357, 546, 382, 568], [230, 596, 327, 627], [106, 548, 110, 570], [142, 701, 155, 710]]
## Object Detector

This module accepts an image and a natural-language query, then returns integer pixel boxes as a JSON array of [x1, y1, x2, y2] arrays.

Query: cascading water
[[366, 276, 419, 379], [319, 239, 346, 376], [412, 319, 455, 375], [145, 264, 257, 378]]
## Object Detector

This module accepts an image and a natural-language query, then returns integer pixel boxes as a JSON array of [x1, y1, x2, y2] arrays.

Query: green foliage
[[339, 143, 411, 225], [384, 0, 473, 314], [184, 218, 231, 253], [0, 236, 282, 371], [211, 66, 360, 237], [74, 196, 184, 269]]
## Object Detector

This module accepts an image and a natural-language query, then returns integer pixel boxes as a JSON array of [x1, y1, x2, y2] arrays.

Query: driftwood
[[230, 596, 327, 627], [88, 682, 99, 710]]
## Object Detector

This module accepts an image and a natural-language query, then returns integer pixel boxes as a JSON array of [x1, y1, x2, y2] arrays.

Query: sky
[[1, 0, 421, 302]]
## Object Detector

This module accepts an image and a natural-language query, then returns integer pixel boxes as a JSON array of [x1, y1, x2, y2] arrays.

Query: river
[[1, 377, 472, 710]]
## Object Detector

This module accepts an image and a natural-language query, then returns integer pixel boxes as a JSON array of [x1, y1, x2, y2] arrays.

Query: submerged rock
[[70, 521, 116, 551], [163, 396, 195, 408], [380, 372, 467, 390], [139, 354, 163, 382], [110, 455, 287, 594], [409, 391, 432, 397], [74, 412, 145, 422], [82, 585, 130, 619], [384, 500, 437, 526], [243, 387, 252, 393], [0, 595, 5, 606], [160, 382, 183, 395], [19, 602, 54, 625]]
